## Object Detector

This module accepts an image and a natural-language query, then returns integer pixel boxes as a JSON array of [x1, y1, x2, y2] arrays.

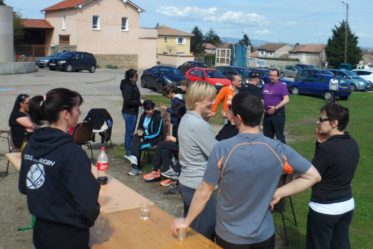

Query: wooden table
[[90, 206, 221, 249], [5, 152, 154, 213]]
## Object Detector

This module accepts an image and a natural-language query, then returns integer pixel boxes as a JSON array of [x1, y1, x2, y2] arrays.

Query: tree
[[325, 21, 362, 68], [190, 26, 204, 54], [203, 28, 221, 46], [154, 22, 160, 28], [0, 0, 5, 5], [239, 33, 254, 52], [13, 11, 24, 42]]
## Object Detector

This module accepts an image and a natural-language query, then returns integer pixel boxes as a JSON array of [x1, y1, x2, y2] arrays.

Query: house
[[289, 44, 326, 67], [203, 43, 216, 54], [35, 0, 157, 69], [256, 43, 292, 58], [155, 25, 194, 66]]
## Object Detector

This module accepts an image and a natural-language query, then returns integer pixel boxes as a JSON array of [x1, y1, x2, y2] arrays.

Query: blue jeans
[[122, 112, 137, 155]]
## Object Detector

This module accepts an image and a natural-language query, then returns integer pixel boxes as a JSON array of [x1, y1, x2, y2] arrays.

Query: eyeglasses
[[318, 117, 330, 122]]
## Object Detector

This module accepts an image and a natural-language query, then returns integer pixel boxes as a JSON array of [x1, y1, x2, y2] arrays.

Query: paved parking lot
[[0, 68, 157, 151]]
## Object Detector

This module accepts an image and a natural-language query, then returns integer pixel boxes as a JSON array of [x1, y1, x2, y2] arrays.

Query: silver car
[[35, 52, 62, 68]]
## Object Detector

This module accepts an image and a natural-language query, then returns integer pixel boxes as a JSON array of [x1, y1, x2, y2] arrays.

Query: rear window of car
[[206, 70, 224, 78]]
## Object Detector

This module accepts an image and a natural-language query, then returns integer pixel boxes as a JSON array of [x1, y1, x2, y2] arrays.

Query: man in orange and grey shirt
[[211, 74, 242, 120]]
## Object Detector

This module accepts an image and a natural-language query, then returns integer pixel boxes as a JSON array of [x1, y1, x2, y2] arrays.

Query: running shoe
[[160, 178, 176, 187], [128, 168, 142, 176], [161, 167, 180, 180], [143, 169, 161, 181], [124, 155, 138, 166]]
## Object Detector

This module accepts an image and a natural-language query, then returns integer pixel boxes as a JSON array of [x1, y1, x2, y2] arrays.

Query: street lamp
[[341, 1, 349, 63]]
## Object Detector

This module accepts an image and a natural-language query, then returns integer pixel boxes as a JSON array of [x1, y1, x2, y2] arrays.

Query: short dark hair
[[163, 84, 178, 95], [320, 103, 349, 131], [229, 73, 241, 82], [143, 100, 156, 110], [28, 88, 83, 126], [270, 68, 280, 76], [125, 68, 137, 80], [231, 93, 263, 127]]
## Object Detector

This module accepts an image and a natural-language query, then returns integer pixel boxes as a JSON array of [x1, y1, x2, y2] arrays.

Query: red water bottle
[[97, 146, 108, 185]]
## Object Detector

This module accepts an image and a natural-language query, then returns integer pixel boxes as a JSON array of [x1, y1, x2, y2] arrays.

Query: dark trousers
[[33, 218, 89, 249], [122, 112, 137, 155], [216, 233, 275, 249], [306, 208, 353, 249], [152, 140, 179, 172], [263, 112, 286, 144], [179, 183, 216, 240], [131, 135, 162, 170]]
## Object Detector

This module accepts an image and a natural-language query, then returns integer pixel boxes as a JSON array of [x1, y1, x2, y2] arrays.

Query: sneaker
[[160, 178, 176, 187], [161, 167, 180, 180], [143, 169, 161, 181], [124, 155, 138, 165], [128, 168, 142, 176], [168, 184, 181, 194]]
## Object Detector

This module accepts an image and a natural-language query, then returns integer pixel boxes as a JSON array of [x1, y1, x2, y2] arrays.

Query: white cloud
[[254, 29, 270, 35], [156, 6, 267, 26]]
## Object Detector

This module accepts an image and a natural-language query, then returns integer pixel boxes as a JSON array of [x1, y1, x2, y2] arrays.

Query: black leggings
[[33, 218, 89, 249]]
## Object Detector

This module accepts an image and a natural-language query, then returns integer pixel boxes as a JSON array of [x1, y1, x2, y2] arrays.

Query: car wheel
[[49, 67, 55, 71], [291, 87, 299, 95], [340, 96, 348, 100], [141, 77, 147, 88], [156, 82, 164, 93], [89, 65, 96, 73], [324, 92, 332, 100], [350, 84, 357, 91], [66, 64, 73, 72], [38, 66, 44, 69]]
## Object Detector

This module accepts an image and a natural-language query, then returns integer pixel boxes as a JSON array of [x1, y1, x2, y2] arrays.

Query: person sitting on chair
[[125, 100, 163, 176], [8, 94, 36, 149]]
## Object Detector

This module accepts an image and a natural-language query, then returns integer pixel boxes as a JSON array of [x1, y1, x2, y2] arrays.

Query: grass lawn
[[121, 92, 373, 248]]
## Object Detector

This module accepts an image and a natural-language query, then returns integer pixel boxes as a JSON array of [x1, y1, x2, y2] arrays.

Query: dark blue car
[[288, 74, 351, 100], [141, 65, 186, 93]]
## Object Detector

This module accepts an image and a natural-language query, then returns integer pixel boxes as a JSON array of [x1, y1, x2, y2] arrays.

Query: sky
[[4, 0, 373, 48]]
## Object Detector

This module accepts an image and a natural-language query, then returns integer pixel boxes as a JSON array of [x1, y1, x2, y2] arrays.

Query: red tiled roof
[[157, 26, 192, 37], [43, 0, 86, 12], [22, 19, 54, 29], [257, 43, 288, 52], [289, 44, 326, 53], [43, 0, 144, 12]]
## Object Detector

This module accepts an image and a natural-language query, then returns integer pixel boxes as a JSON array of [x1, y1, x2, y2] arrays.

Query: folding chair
[[273, 174, 297, 246], [72, 122, 94, 161], [0, 129, 19, 175], [84, 108, 113, 150]]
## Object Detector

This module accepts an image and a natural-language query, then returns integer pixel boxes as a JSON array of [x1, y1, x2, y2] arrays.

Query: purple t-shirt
[[263, 81, 289, 112]]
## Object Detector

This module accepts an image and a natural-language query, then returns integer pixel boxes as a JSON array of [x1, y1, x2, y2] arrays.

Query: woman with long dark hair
[[18, 88, 100, 249], [8, 94, 35, 148]]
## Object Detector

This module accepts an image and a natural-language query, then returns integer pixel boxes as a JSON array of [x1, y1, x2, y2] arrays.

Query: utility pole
[[341, 1, 349, 63]]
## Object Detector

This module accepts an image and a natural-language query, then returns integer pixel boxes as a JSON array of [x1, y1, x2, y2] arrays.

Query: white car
[[352, 69, 373, 83]]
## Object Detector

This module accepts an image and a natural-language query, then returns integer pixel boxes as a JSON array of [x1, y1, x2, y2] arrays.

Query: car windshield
[[58, 52, 75, 59], [236, 67, 249, 76], [206, 70, 225, 78], [158, 67, 183, 76]]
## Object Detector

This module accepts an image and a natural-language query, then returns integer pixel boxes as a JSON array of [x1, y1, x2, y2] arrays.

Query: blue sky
[[4, 0, 373, 48]]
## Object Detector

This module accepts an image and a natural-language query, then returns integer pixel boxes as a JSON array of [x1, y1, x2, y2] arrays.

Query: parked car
[[215, 66, 250, 84], [288, 74, 351, 100], [351, 69, 373, 84], [185, 67, 230, 90], [249, 67, 270, 83], [35, 52, 62, 68], [328, 69, 372, 91], [140, 65, 186, 93], [295, 69, 333, 82], [48, 51, 97, 73], [177, 61, 207, 74], [281, 64, 317, 78]]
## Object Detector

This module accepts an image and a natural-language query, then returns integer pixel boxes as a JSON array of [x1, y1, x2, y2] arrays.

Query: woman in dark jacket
[[19, 88, 100, 249], [120, 69, 143, 156], [8, 94, 35, 148], [125, 100, 163, 176]]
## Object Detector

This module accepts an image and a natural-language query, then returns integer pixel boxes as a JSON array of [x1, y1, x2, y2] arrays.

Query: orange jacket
[[211, 85, 235, 113]]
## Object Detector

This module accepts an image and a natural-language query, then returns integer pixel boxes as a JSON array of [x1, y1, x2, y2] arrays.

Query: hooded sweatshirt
[[19, 127, 100, 229]]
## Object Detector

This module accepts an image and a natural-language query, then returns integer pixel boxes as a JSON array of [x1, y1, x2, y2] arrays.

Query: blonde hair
[[186, 81, 216, 110]]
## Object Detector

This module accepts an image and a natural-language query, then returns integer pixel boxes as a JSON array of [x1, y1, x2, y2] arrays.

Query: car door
[[71, 53, 81, 70], [186, 68, 199, 81], [301, 75, 317, 94], [149, 67, 161, 88]]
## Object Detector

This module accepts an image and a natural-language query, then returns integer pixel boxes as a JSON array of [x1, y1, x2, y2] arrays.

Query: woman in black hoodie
[[19, 88, 100, 249]]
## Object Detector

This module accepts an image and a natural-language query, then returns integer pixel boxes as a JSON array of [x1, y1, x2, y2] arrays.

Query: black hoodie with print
[[19, 127, 100, 229]]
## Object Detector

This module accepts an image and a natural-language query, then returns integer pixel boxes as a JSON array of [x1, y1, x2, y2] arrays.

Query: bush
[[106, 64, 118, 69]]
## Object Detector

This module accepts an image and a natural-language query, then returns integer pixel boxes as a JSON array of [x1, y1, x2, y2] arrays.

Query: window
[[92, 15, 100, 30], [62, 16, 66, 30], [176, 37, 185, 45], [121, 17, 128, 31], [59, 35, 70, 45], [164, 37, 168, 42]]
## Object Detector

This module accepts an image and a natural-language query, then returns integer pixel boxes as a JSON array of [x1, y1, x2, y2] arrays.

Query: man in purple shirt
[[263, 69, 289, 143]]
